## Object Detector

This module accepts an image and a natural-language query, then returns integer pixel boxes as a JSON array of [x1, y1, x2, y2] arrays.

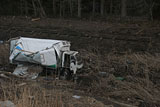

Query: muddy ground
[[0, 16, 160, 53], [0, 16, 160, 107]]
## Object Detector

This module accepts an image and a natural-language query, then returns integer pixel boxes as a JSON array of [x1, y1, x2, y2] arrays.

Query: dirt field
[[0, 16, 160, 107]]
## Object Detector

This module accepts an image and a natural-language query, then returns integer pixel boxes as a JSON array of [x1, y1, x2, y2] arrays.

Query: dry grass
[[0, 44, 9, 66], [79, 48, 160, 106], [0, 82, 64, 107], [0, 44, 160, 106], [0, 78, 107, 107]]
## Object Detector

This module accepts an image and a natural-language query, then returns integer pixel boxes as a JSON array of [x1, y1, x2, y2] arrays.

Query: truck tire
[[61, 69, 72, 80]]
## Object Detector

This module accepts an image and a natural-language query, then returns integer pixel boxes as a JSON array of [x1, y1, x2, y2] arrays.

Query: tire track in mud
[[0, 25, 159, 53], [0, 25, 153, 42]]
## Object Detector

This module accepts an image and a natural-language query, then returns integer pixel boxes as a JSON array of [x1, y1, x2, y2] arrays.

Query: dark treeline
[[0, 0, 160, 20]]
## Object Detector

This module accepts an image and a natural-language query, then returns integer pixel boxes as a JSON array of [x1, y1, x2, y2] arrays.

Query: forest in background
[[0, 0, 160, 20]]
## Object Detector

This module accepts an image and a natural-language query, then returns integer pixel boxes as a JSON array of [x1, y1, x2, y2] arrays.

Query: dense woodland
[[0, 0, 160, 20]]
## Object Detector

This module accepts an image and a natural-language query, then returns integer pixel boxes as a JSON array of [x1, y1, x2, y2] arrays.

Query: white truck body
[[9, 37, 83, 79]]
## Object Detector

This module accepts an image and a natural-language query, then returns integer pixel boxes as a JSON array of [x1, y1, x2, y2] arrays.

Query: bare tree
[[24, 0, 29, 15], [32, 0, 37, 16], [53, 0, 56, 16], [92, 0, 96, 16], [59, 0, 62, 17], [100, 0, 104, 16], [69, 0, 73, 17], [20, 0, 23, 15], [32, 0, 46, 17], [37, 0, 46, 17], [62, 0, 65, 17], [110, 0, 113, 15], [78, 0, 81, 18], [121, 0, 127, 17], [144, 0, 155, 20]]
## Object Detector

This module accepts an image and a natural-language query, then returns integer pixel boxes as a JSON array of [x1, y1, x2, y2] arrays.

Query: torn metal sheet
[[13, 64, 39, 80], [72, 95, 81, 99], [0, 40, 4, 44]]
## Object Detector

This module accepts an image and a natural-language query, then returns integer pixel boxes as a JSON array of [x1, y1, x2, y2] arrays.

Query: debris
[[98, 72, 107, 77], [116, 77, 124, 81], [0, 40, 3, 44], [31, 18, 40, 21], [0, 100, 15, 107], [72, 95, 81, 99], [0, 74, 10, 79], [0, 71, 26, 79], [28, 96, 35, 100], [13, 64, 39, 80], [135, 29, 144, 35], [17, 83, 27, 87], [9, 37, 83, 80]]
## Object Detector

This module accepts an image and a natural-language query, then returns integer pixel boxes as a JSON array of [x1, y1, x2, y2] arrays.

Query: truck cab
[[60, 51, 83, 80]]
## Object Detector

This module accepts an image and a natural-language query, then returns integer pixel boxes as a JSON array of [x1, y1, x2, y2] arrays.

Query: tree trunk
[[59, 0, 62, 17], [92, 0, 95, 16], [25, 0, 28, 16], [53, 0, 56, 16], [100, 0, 104, 16], [121, 0, 127, 17], [78, 0, 81, 18], [37, 0, 46, 17], [149, 1, 155, 21], [69, 0, 73, 17], [32, 0, 37, 16], [20, 0, 23, 15], [62, 0, 65, 17], [110, 0, 113, 15]]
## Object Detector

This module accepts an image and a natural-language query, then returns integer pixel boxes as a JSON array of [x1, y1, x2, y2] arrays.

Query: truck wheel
[[61, 69, 71, 80]]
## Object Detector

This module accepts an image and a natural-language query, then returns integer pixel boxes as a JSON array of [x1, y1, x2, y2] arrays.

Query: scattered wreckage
[[9, 37, 83, 80]]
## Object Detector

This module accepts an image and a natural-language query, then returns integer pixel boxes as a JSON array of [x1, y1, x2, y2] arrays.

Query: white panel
[[40, 48, 57, 66]]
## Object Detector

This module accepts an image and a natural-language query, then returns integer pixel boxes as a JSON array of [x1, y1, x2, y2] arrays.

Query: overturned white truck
[[9, 37, 83, 80]]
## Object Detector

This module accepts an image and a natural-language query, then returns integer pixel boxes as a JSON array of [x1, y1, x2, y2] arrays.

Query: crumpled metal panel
[[9, 37, 71, 66], [9, 37, 79, 80], [13, 64, 39, 80]]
